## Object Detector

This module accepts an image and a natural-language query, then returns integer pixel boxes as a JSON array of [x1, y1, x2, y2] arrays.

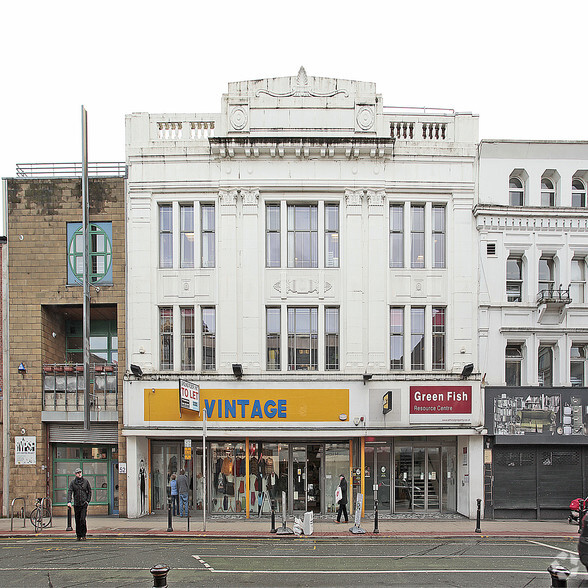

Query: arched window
[[572, 178, 586, 208], [541, 177, 555, 207], [509, 177, 524, 206]]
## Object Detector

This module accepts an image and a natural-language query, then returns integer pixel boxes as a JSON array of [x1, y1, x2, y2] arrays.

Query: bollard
[[373, 499, 379, 534], [270, 503, 277, 533], [475, 498, 481, 533], [547, 564, 569, 587], [66, 505, 73, 532], [167, 499, 173, 533], [150, 564, 170, 588], [579, 499, 586, 533]]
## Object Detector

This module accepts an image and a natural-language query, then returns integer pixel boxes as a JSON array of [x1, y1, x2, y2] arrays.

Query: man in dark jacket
[[336, 474, 349, 523], [67, 467, 92, 541]]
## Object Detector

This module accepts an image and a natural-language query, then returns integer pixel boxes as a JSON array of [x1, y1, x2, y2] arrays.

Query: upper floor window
[[266, 204, 281, 268], [288, 204, 318, 268], [410, 307, 425, 370], [541, 177, 556, 207], [538, 256, 555, 295], [411, 205, 425, 268], [159, 307, 173, 370], [505, 344, 522, 386], [67, 222, 113, 285], [180, 204, 194, 268], [325, 307, 340, 370], [538, 345, 553, 386], [159, 204, 173, 268], [432, 307, 445, 370], [432, 206, 446, 268], [506, 256, 523, 302], [202, 307, 216, 370], [572, 178, 587, 208], [266, 307, 281, 370], [201, 205, 215, 268], [390, 307, 404, 370], [287, 307, 317, 370], [324, 204, 339, 268], [571, 257, 586, 304], [389, 205, 404, 268], [571, 344, 587, 387], [181, 307, 195, 370], [509, 177, 524, 206]]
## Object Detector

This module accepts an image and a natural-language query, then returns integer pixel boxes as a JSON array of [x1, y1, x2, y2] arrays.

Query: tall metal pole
[[203, 409, 207, 532], [81, 106, 91, 430]]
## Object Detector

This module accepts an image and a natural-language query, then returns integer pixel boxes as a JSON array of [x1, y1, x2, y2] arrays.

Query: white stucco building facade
[[124, 69, 483, 519], [477, 141, 588, 519]]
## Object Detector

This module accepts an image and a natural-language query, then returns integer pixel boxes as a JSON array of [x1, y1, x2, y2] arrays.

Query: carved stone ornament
[[345, 189, 364, 206], [366, 189, 385, 206], [273, 280, 332, 295], [256, 66, 349, 98], [356, 105, 375, 131], [229, 105, 248, 131], [219, 189, 238, 206], [241, 188, 260, 206]]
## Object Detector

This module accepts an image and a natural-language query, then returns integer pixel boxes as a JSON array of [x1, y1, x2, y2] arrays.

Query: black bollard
[[270, 503, 276, 533], [579, 499, 586, 533], [167, 499, 173, 532], [66, 505, 73, 531], [373, 499, 379, 533], [547, 564, 569, 587], [475, 498, 481, 533], [150, 564, 170, 588]]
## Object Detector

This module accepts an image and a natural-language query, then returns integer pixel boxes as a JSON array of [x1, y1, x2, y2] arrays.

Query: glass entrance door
[[365, 443, 391, 512], [151, 442, 182, 511], [292, 446, 306, 511], [306, 445, 322, 513]]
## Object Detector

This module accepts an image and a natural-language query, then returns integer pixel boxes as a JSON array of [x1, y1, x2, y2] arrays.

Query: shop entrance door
[[292, 444, 322, 513], [151, 442, 182, 511], [365, 443, 391, 513]]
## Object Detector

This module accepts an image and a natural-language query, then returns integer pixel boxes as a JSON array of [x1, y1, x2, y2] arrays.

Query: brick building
[[1, 170, 126, 516]]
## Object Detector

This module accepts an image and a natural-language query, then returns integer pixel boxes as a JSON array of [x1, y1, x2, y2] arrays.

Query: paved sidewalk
[[0, 513, 581, 539]]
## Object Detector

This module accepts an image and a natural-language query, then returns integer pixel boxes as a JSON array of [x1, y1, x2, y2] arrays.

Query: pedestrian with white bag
[[335, 474, 348, 523]]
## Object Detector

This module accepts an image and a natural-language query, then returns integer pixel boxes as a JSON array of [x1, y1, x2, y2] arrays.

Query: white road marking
[[527, 539, 579, 556], [192, 554, 215, 571]]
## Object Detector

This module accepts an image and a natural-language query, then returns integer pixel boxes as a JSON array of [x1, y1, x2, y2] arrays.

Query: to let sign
[[409, 385, 472, 424], [180, 380, 200, 412]]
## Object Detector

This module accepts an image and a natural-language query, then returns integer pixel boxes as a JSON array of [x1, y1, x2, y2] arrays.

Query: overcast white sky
[[1, 0, 587, 179]]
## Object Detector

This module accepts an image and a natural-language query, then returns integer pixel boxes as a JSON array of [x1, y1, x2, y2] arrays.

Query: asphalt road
[[0, 536, 587, 587]]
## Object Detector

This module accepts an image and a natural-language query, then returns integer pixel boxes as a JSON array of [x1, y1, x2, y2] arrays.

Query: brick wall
[[6, 178, 126, 516]]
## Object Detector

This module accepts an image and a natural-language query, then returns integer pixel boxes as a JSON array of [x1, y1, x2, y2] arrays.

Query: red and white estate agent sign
[[409, 385, 472, 424], [180, 380, 200, 412]]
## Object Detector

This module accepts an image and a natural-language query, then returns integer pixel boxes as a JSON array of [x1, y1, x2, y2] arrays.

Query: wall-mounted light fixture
[[232, 363, 243, 379], [362, 373, 372, 385], [461, 363, 474, 379], [130, 364, 143, 378]]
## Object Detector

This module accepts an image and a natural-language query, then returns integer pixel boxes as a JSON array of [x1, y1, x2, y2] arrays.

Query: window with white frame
[[538, 345, 553, 387], [159, 307, 173, 370], [507, 255, 523, 302], [411, 307, 425, 370], [390, 307, 404, 370], [159, 204, 173, 268], [266, 204, 281, 268], [541, 177, 556, 207], [287, 204, 318, 268], [181, 307, 195, 370], [201, 204, 215, 268], [572, 178, 587, 208], [325, 307, 339, 370], [432, 205, 446, 268], [571, 257, 586, 303], [509, 177, 524, 206], [389, 204, 404, 268], [571, 344, 587, 387], [202, 307, 216, 370], [266, 307, 281, 370], [432, 307, 445, 370], [287, 307, 317, 370], [538, 256, 555, 295], [180, 204, 195, 268], [324, 204, 339, 268], [411, 205, 425, 268], [505, 344, 523, 386]]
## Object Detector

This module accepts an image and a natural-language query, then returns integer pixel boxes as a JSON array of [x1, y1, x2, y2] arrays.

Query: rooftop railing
[[15, 162, 127, 178]]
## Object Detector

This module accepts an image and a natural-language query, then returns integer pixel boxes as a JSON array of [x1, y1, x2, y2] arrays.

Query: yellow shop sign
[[144, 388, 349, 422]]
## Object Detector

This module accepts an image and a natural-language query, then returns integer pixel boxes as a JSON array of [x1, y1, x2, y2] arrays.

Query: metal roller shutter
[[48, 423, 118, 444]]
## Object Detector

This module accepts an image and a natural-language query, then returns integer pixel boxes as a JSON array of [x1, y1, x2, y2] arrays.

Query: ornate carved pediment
[[256, 67, 349, 98]]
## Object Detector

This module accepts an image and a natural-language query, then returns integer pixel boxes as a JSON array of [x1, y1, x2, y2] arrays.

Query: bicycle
[[30, 498, 51, 531]]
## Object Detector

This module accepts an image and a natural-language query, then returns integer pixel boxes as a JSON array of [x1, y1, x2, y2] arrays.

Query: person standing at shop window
[[177, 469, 189, 517], [335, 474, 348, 523], [67, 467, 92, 541], [170, 473, 179, 516]]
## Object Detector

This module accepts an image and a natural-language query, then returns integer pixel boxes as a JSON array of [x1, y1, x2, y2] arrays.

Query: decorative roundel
[[230, 106, 248, 130], [356, 106, 375, 130]]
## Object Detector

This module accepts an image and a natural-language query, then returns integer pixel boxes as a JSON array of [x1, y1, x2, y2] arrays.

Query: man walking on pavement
[[177, 469, 190, 517], [67, 467, 92, 541], [336, 474, 349, 523]]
